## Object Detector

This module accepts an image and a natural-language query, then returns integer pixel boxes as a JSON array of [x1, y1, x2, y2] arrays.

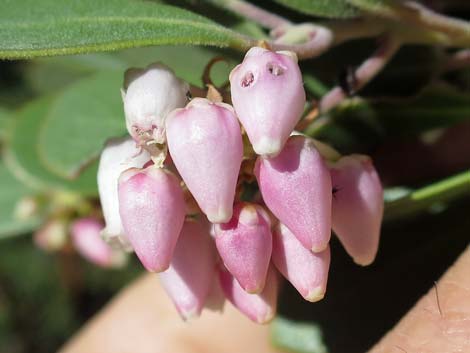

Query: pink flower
[[166, 98, 243, 223], [71, 217, 126, 268], [214, 202, 272, 293], [97, 137, 150, 250], [330, 155, 384, 266], [122, 63, 189, 144], [219, 264, 279, 324], [118, 165, 185, 272], [159, 219, 217, 320], [230, 47, 305, 156], [255, 135, 332, 252], [272, 222, 330, 302], [34, 219, 67, 252]]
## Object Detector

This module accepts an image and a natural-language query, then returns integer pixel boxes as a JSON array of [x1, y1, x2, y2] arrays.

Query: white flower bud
[[122, 63, 189, 144], [97, 137, 150, 250]]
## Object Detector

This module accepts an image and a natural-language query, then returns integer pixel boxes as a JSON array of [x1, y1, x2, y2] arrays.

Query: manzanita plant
[[91, 49, 386, 323], [0, 0, 470, 352]]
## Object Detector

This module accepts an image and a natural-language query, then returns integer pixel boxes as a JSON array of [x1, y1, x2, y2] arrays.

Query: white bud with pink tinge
[[230, 47, 305, 156], [159, 219, 217, 320], [71, 218, 126, 268], [98, 137, 150, 250], [118, 165, 185, 272], [166, 98, 243, 223], [272, 222, 330, 302], [34, 219, 67, 252], [330, 155, 384, 266], [122, 63, 189, 143], [214, 202, 272, 293], [255, 136, 332, 252], [219, 265, 278, 324]]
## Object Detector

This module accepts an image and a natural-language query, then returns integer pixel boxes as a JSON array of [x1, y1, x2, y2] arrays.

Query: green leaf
[[345, 0, 392, 15], [384, 170, 470, 221], [0, 0, 250, 60], [374, 84, 470, 135], [33, 47, 237, 178], [26, 54, 126, 95], [274, 0, 361, 18], [27, 46, 236, 94], [311, 84, 470, 152], [4, 96, 98, 195], [303, 74, 329, 98], [0, 162, 42, 238], [38, 71, 125, 179], [0, 107, 10, 140], [116, 46, 237, 87], [271, 317, 327, 353]]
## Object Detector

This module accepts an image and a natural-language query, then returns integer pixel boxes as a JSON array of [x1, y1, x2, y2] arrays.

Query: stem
[[270, 25, 334, 59], [218, 0, 470, 61], [384, 170, 470, 221], [210, 0, 381, 59], [319, 36, 401, 113], [207, 0, 291, 29], [397, 1, 470, 42], [349, 0, 470, 47], [443, 49, 470, 72]]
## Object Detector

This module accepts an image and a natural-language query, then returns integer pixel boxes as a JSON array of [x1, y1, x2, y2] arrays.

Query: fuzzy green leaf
[[38, 71, 125, 179], [0, 0, 250, 59], [374, 84, 470, 135], [385, 170, 470, 221], [0, 107, 10, 141], [271, 317, 327, 353], [0, 162, 42, 238], [4, 96, 98, 195], [35, 47, 237, 178], [345, 0, 396, 17], [26, 46, 236, 95], [274, 0, 360, 18]]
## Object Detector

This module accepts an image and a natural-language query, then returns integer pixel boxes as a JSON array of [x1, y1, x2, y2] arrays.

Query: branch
[[207, 0, 290, 29], [384, 170, 470, 221], [349, 0, 470, 47], [213, 0, 470, 61], [269, 24, 334, 59], [319, 36, 401, 113], [442, 49, 470, 72], [398, 1, 470, 45], [209, 0, 384, 59]]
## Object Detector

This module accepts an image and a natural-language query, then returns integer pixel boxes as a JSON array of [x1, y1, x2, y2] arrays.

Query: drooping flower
[[97, 137, 150, 250], [71, 217, 126, 268], [255, 135, 332, 252], [159, 219, 217, 319], [34, 218, 68, 252], [118, 165, 185, 272], [219, 264, 279, 324], [272, 222, 330, 302], [330, 155, 384, 266], [214, 202, 272, 293], [230, 47, 305, 156], [166, 98, 243, 223], [122, 63, 189, 144]]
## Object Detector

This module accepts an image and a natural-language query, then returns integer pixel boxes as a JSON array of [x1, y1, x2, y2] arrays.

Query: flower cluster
[[97, 47, 384, 323]]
